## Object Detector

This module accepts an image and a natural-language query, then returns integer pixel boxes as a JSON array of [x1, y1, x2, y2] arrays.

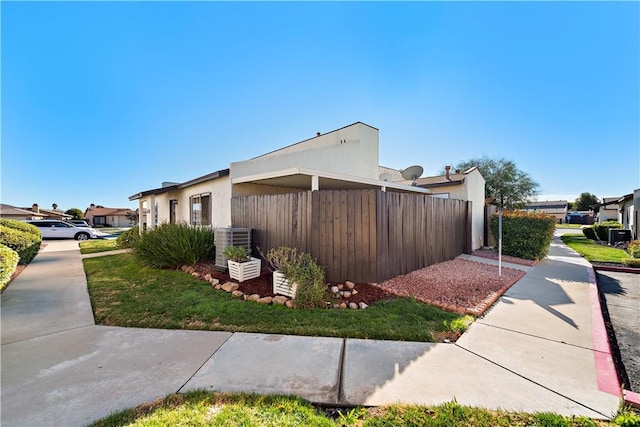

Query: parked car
[[66, 219, 92, 228], [23, 220, 99, 240]]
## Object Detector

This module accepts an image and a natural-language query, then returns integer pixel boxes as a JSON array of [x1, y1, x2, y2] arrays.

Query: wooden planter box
[[227, 257, 261, 283], [273, 271, 297, 298]]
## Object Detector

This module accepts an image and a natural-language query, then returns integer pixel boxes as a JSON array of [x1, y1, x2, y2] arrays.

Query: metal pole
[[498, 196, 503, 276]]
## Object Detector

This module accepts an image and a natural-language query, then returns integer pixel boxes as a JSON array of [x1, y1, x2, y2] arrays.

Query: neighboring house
[[523, 200, 568, 223], [618, 190, 639, 240], [84, 205, 135, 227], [594, 197, 620, 223], [0, 204, 46, 220], [129, 122, 486, 250]]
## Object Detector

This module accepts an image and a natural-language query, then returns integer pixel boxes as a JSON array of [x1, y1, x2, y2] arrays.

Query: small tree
[[52, 203, 58, 210], [452, 156, 539, 209], [65, 208, 83, 219], [574, 192, 599, 211], [125, 210, 139, 225]]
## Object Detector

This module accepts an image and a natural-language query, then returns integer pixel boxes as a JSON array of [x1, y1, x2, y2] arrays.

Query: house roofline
[[129, 169, 230, 200], [249, 122, 378, 161]]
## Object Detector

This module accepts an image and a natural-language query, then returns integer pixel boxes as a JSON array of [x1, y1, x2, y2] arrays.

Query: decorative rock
[[331, 286, 340, 294], [343, 291, 351, 298], [210, 278, 220, 286], [359, 302, 369, 309], [345, 281, 355, 289], [333, 304, 340, 309], [273, 296, 288, 305], [180, 265, 189, 272], [339, 303, 347, 309], [186, 266, 195, 274], [191, 272, 200, 277], [221, 282, 239, 292], [285, 300, 295, 308], [257, 296, 273, 305], [351, 289, 358, 295], [247, 294, 261, 302], [204, 273, 212, 281], [231, 290, 244, 298], [214, 284, 222, 290], [338, 284, 345, 290], [349, 302, 358, 309], [339, 291, 344, 297]]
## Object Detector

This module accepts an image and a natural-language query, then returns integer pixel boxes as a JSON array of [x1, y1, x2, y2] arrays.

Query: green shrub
[[277, 249, 328, 309], [0, 244, 19, 289], [0, 225, 41, 265], [489, 211, 556, 260], [0, 218, 41, 237], [622, 258, 640, 268], [223, 246, 249, 262], [116, 226, 140, 249], [582, 226, 598, 241], [266, 246, 300, 271], [627, 240, 640, 258], [133, 222, 215, 268], [593, 221, 623, 241]]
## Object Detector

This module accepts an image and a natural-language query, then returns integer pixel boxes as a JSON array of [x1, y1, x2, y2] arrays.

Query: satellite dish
[[379, 173, 392, 182], [401, 165, 423, 186]]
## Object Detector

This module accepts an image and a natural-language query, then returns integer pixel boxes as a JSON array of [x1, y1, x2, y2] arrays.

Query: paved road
[[596, 270, 640, 393]]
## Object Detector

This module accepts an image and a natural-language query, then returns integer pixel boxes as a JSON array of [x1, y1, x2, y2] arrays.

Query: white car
[[24, 220, 100, 240]]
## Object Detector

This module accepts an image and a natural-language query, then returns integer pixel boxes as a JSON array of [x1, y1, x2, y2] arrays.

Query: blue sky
[[2, 1, 638, 212]]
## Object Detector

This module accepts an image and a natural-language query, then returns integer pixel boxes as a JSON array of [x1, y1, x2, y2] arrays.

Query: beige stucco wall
[[232, 183, 305, 197], [230, 123, 380, 181], [139, 176, 232, 229]]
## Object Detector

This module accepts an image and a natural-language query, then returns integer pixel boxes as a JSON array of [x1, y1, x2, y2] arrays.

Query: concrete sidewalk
[[0, 238, 621, 426]]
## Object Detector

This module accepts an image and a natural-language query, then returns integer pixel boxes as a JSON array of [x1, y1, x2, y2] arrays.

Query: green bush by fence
[[133, 222, 215, 268], [628, 241, 640, 258], [0, 244, 20, 289], [592, 221, 623, 241], [0, 223, 42, 265], [490, 211, 556, 260], [582, 226, 598, 241]]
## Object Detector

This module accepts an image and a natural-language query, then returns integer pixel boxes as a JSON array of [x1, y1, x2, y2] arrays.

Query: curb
[[593, 265, 640, 275]]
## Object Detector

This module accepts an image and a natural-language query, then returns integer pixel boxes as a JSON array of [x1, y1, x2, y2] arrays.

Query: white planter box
[[227, 257, 261, 283], [273, 271, 297, 298]]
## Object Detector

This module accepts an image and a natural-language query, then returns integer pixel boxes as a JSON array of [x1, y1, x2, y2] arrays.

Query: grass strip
[[90, 391, 619, 427], [84, 254, 471, 342], [79, 239, 119, 254], [561, 235, 631, 264]]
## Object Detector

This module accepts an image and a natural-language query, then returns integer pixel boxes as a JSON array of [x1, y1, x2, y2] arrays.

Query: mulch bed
[[191, 263, 397, 306]]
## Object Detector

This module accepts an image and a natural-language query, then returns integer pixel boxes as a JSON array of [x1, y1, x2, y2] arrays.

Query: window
[[94, 216, 106, 225], [190, 193, 211, 226], [169, 199, 178, 224]]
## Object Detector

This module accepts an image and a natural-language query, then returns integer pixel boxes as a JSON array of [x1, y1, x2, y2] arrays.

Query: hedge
[[582, 227, 598, 241], [0, 218, 41, 237], [592, 221, 623, 241], [0, 225, 42, 265], [628, 241, 640, 258], [490, 211, 556, 260], [0, 244, 19, 289]]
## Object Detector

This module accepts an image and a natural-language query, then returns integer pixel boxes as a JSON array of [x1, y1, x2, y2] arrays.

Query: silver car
[[24, 220, 99, 240]]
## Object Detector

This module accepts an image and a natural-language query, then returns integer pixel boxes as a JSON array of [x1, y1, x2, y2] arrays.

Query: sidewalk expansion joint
[[474, 321, 597, 352], [336, 338, 347, 405], [176, 332, 235, 394], [0, 324, 95, 346], [454, 343, 610, 419]]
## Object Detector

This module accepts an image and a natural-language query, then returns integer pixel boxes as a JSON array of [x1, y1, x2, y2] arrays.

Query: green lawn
[[90, 390, 620, 427], [83, 253, 472, 342], [79, 239, 119, 254], [561, 234, 631, 264]]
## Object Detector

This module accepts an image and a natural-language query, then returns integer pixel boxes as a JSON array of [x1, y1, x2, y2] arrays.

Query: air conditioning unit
[[214, 227, 252, 270]]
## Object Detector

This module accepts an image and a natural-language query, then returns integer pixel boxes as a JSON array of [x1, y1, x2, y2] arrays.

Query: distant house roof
[[0, 204, 46, 218], [129, 169, 230, 201], [86, 207, 134, 217], [413, 167, 478, 189], [525, 200, 568, 210], [594, 197, 621, 210], [21, 207, 72, 219]]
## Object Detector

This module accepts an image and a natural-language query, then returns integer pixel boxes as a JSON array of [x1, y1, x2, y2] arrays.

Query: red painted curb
[[587, 267, 622, 397], [623, 389, 640, 408], [593, 265, 640, 274]]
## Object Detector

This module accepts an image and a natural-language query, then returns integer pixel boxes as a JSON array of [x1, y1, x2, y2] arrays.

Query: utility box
[[214, 227, 252, 270], [608, 229, 631, 245]]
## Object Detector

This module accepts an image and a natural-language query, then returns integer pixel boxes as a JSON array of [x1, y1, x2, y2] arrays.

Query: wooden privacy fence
[[231, 190, 471, 284]]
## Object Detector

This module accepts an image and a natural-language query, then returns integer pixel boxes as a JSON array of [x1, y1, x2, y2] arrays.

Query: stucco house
[[523, 200, 569, 223], [84, 205, 135, 227], [129, 122, 486, 249], [618, 190, 639, 240], [594, 197, 621, 223]]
